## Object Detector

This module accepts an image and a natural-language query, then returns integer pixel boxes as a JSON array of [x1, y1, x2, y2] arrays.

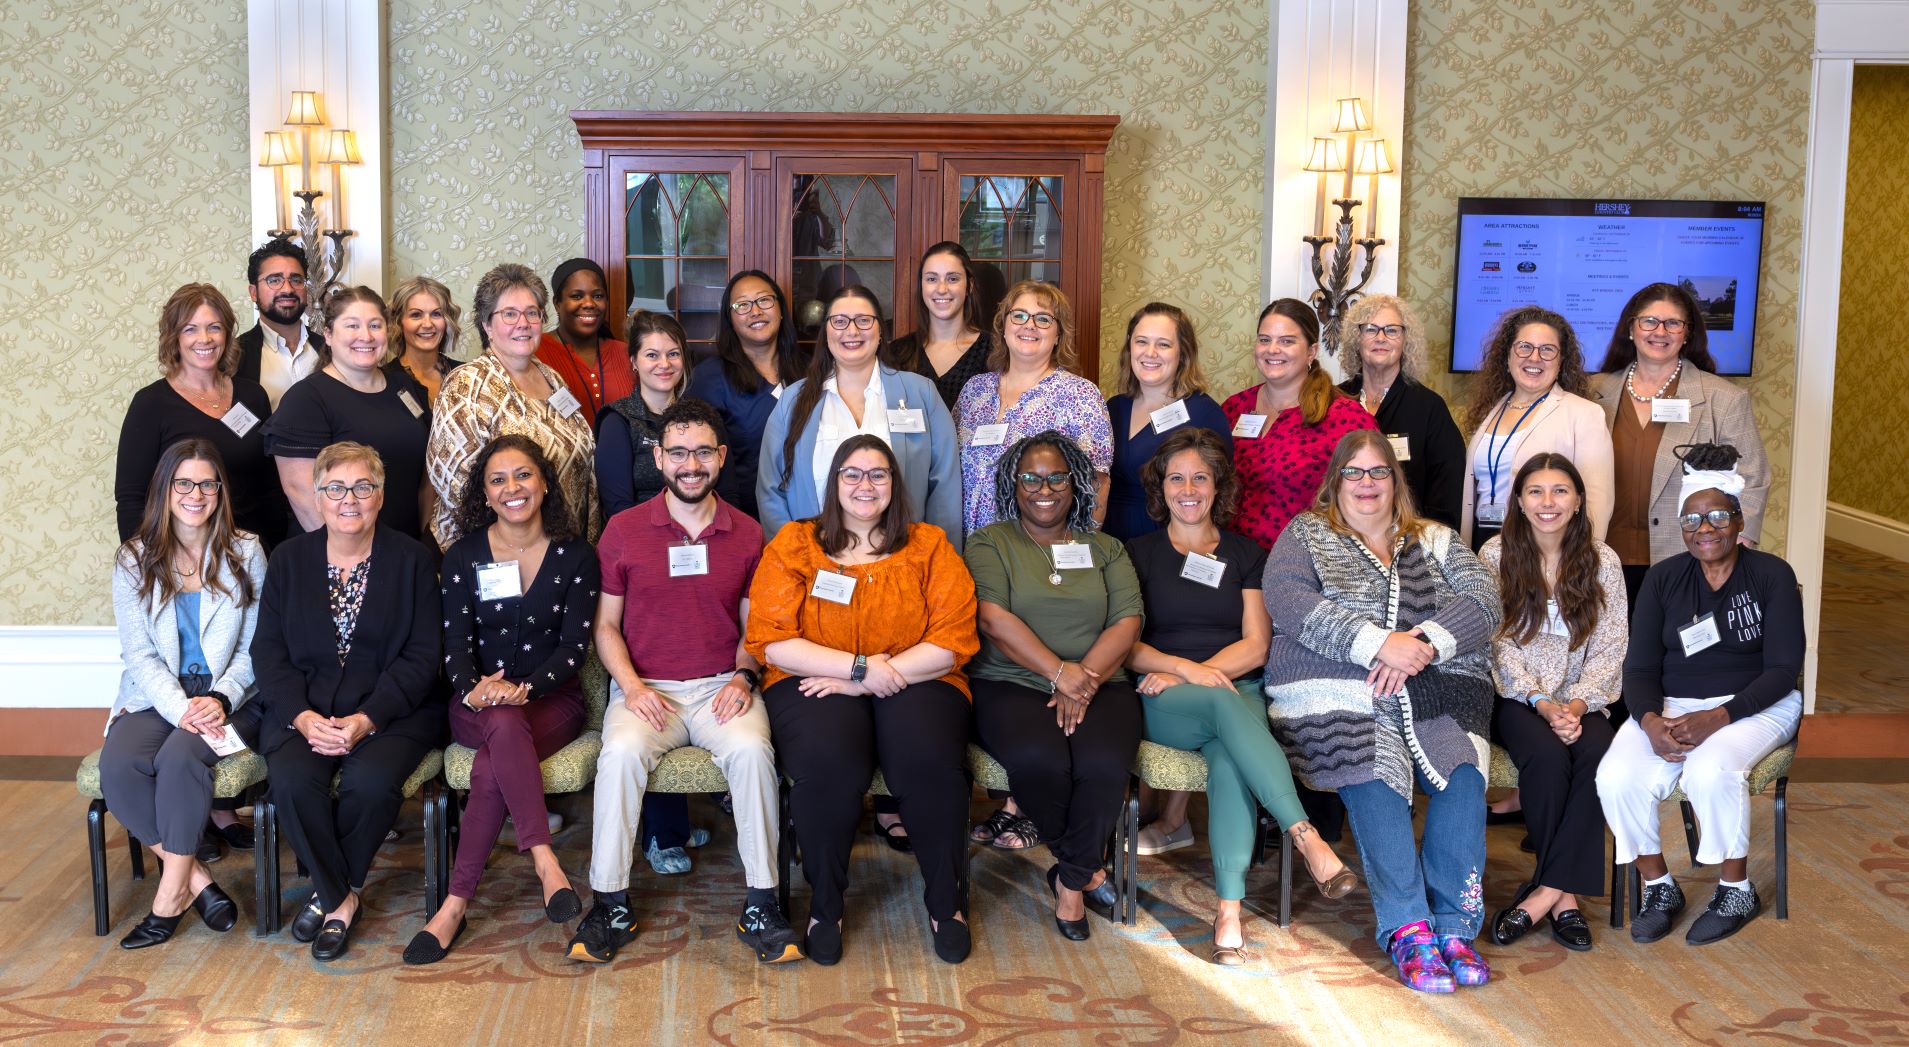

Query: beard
[[664, 471, 714, 504], [261, 295, 305, 326]]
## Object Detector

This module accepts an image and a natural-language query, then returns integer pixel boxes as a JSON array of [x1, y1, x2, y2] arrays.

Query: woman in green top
[[966, 430, 1143, 942]]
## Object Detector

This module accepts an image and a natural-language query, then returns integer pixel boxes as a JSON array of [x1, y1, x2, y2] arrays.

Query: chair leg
[[254, 798, 281, 935], [127, 831, 146, 881], [1121, 784, 1139, 926], [422, 782, 441, 921], [1278, 830, 1292, 929], [87, 799, 111, 936], [1774, 776, 1788, 919], [777, 779, 794, 917], [1628, 863, 1642, 920], [1680, 800, 1700, 867], [443, 789, 460, 910]]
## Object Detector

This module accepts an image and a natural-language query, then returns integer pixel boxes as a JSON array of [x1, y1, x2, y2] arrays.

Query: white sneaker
[[1135, 821, 1194, 856]]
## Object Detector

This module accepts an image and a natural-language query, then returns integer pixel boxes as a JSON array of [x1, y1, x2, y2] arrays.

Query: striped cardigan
[[1261, 512, 1500, 800]]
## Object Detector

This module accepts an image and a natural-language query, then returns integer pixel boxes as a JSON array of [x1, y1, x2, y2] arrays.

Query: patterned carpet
[[6, 780, 1908, 1045], [1817, 538, 1909, 714]]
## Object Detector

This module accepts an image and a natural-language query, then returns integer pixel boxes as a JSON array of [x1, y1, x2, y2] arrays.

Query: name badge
[[1231, 413, 1268, 439], [1651, 398, 1691, 424], [1387, 434, 1412, 462], [476, 560, 523, 601], [548, 387, 583, 418], [887, 407, 927, 433], [811, 570, 856, 605], [398, 389, 425, 418], [1180, 551, 1226, 588], [668, 544, 708, 577], [1679, 613, 1722, 657], [1150, 399, 1191, 433], [1477, 502, 1506, 524], [971, 423, 1009, 446], [221, 402, 260, 437], [1541, 598, 1570, 638], [204, 724, 248, 757], [1052, 543, 1095, 570]]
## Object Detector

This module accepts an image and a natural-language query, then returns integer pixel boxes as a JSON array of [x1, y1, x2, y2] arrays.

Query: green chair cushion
[[858, 744, 1010, 797], [1669, 740, 1796, 800], [397, 750, 443, 799], [648, 746, 733, 794], [1488, 744, 1519, 789], [1134, 740, 1209, 792], [443, 732, 602, 795], [77, 747, 268, 802]]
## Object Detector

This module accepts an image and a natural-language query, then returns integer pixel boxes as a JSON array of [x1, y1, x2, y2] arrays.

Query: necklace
[[175, 378, 228, 413], [174, 548, 203, 578], [1625, 360, 1682, 403], [1019, 519, 1070, 586], [494, 526, 546, 555]]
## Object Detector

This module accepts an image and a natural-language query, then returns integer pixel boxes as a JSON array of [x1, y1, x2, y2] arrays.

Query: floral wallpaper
[[1828, 65, 1909, 524]]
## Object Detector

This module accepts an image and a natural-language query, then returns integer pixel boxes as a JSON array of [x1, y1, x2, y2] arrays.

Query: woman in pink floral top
[[954, 282, 1113, 536], [1222, 299, 1377, 550]]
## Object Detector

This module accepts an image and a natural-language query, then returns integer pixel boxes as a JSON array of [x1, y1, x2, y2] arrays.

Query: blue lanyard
[[1484, 392, 1547, 506]]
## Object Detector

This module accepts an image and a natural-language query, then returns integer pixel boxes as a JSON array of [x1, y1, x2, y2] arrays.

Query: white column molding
[[247, 0, 387, 292], [0, 628, 121, 710]]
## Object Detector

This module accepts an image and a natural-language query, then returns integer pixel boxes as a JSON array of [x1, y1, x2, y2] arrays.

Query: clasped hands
[[1367, 628, 1435, 697], [1533, 696, 1589, 743], [176, 695, 227, 736], [294, 709, 375, 756], [1047, 661, 1107, 736], [465, 668, 530, 711], [796, 654, 907, 701], [1137, 659, 1231, 696], [1640, 708, 1729, 763]]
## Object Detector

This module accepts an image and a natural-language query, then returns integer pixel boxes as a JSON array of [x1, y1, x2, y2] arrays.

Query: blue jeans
[[1339, 762, 1486, 948]]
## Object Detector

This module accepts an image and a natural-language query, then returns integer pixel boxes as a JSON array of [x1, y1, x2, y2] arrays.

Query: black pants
[[763, 677, 971, 924], [266, 731, 433, 912], [1492, 696, 1614, 896], [972, 676, 1141, 891]]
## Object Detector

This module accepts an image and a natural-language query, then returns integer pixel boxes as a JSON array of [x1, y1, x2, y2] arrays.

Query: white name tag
[[476, 560, 523, 601], [398, 389, 425, 418], [971, 423, 1009, 446], [1231, 413, 1268, 439], [1651, 398, 1691, 424], [1477, 502, 1506, 524], [811, 570, 856, 605], [221, 402, 260, 437], [548, 386, 583, 418], [1541, 598, 1570, 638], [887, 408, 926, 433], [1679, 613, 1722, 657], [668, 544, 709, 577], [1388, 434, 1412, 462], [204, 724, 248, 756], [1150, 399, 1191, 433], [1052, 543, 1095, 570], [1180, 551, 1226, 588]]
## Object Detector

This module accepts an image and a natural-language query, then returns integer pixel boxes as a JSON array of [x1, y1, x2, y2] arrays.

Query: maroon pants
[[448, 680, 585, 899]]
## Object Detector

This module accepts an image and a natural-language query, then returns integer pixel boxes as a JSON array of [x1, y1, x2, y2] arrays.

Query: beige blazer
[[1589, 368, 1770, 563], [1461, 387, 1614, 546]]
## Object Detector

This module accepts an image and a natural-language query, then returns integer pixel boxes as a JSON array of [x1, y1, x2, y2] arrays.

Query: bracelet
[[732, 667, 761, 691], [1049, 661, 1068, 694]]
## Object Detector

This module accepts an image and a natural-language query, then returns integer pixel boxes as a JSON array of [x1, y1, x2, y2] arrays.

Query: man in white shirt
[[236, 239, 325, 407]]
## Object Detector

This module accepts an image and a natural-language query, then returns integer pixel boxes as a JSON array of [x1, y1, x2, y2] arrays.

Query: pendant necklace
[[1020, 519, 1069, 586]]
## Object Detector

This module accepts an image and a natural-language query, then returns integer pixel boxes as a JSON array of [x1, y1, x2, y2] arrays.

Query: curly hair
[[1336, 294, 1428, 382], [991, 429, 1100, 531], [156, 283, 241, 377], [449, 434, 578, 543], [1463, 305, 1590, 433], [1140, 427, 1238, 527]]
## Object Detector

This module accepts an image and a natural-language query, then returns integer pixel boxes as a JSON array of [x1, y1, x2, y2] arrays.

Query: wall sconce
[[1302, 96, 1390, 358], [257, 131, 298, 237], [258, 90, 359, 329]]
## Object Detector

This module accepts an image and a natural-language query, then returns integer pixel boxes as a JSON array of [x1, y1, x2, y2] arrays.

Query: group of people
[[100, 239, 1800, 994]]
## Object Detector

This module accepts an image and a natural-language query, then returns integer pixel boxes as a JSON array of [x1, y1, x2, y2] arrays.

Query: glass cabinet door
[[943, 159, 1080, 342], [609, 155, 746, 360], [775, 158, 912, 353]]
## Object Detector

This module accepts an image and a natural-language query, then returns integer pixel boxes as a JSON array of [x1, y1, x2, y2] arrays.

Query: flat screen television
[[1448, 198, 1765, 376]]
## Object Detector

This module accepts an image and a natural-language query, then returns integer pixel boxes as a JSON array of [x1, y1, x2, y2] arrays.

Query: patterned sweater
[[1262, 512, 1500, 800]]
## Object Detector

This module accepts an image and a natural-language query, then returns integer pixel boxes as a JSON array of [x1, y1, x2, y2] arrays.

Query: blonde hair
[[311, 441, 386, 487], [1337, 294, 1428, 381], [986, 281, 1076, 373], [1309, 429, 1427, 543], [1116, 302, 1208, 399], [385, 275, 463, 362]]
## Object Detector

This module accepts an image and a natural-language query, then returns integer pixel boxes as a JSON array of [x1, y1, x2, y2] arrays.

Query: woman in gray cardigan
[[1262, 430, 1500, 993], [103, 438, 266, 949]]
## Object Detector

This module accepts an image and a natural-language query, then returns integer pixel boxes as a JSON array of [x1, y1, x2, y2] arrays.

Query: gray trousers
[[100, 708, 219, 854]]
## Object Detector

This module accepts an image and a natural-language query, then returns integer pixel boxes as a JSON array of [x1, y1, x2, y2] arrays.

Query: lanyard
[[1484, 392, 1547, 506]]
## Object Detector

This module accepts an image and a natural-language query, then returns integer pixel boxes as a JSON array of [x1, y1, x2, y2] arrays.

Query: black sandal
[[872, 817, 913, 854], [989, 814, 1040, 851], [970, 807, 1018, 845]]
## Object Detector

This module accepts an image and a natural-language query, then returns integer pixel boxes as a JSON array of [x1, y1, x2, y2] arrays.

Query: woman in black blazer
[[1335, 294, 1466, 530], [250, 441, 443, 962]]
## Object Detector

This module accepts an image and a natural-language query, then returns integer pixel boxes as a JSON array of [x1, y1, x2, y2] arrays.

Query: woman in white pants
[[1597, 444, 1802, 946]]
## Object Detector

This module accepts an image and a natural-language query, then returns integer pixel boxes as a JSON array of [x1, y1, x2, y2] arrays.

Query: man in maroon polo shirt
[[566, 398, 801, 964]]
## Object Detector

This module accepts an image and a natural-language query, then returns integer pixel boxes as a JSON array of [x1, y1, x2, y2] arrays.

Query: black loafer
[[931, 917, 971, 964], [290, 893, 325, 943], [211, 821, 255, 850], [806, 919, 843, 966], [120, 910, 186, 949], [1083, 873, 1120, 921], [1489, 881, 1537, 946], [544, 887, 582, 924], [312, 919, 351, 962], [403, 918, 467, 965], [196, 836, 223, 864], [1047, 865, 1090, 941], [1549, 909, 1593, 952], [191, 883, 237, 933]]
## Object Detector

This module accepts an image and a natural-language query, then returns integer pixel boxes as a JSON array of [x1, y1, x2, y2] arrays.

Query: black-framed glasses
[[494, 307, 543, 325], [316, 481, 382, 501], [1635, 316, 1688, 333], [258, 273, 307, 290], [1512, 341, 1560, 361], [1015, 472, 1073, 492], [662, 447, 720, 464], [1360, 323, 1406, 340], [169, 478, 222, 495], [1679, 508, 1741, 532], [730, 294, 778, 314], [838, 467, 893, 486], [826, 314, 879, 331], [1339, 466, 1393, 481], [1005, 309, 1057, 330]]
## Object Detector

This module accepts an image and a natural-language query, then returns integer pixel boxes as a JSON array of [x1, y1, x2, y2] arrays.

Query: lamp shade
[[258, 131, 297, 168], [284, 90, 325, 126], [1302, 137, 1345, 173], [313, 129, 363, 166], [1353, 139, 1393, 175], [1331, 97, 1372, 133]]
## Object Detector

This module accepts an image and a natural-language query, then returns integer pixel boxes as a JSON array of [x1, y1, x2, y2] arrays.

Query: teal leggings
[[1141, 682, 1308, 900]]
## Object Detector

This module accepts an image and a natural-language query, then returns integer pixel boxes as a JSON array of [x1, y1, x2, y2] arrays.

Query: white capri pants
[[1597, 690, 1801, 866], [588, 675, 779, 893]]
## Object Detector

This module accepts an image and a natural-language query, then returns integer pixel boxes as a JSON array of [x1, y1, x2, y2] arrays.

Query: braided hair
[[991, 429, 1100, 532]]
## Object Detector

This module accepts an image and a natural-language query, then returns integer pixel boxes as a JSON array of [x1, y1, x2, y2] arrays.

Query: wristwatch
[[733, 666, 761, 691], [850, 654, 868, 683]]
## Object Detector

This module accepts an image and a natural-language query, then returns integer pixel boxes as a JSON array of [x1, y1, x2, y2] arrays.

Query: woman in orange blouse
[[746, 433, 980, 967]]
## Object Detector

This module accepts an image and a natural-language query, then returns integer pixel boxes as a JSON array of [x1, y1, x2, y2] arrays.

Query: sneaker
[[687, 827, 712, 848], [1630, 879, 1687, 943], [1387, 921, 1455, 993], [1685, 883, 1760, 946], [1135, 821, 1194, 856], [1437, 935, 1491, 986], [566, 900, 637, 963], [646, 842, 692, 875], [736, 897, 804, 963]]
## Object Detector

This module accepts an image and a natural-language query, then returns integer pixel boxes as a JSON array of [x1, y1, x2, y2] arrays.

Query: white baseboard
[[1825, 501, 1909, 563], [0, 626, 119, 709]]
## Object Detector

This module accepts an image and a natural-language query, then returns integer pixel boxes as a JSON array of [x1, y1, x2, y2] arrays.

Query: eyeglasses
[[1635, 316, 1688, 334], [1678, 508, 1741, 531], [1015, 472, 1073, 492], [662, 447, 720, 464], [170, 478, 222, 495], [838, 467, 893, 486], [1006, 309, 1057, 330], [730, 295, 778, 314], [258, 273, 308, 290], [1512, 341, 1560, 361], [826, 314, 879, 331], [1338, 466, 1393, 481], [494, 307, 544, 325], [1360, 324, 1406, 340], [316, 481, 383, 501]]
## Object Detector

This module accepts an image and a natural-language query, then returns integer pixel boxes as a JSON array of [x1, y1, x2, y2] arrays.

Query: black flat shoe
[[403, 918, 467, 965], [211, 821, 255, 850], [1484, 809, 1525, 826], [1489, 881, 1537, 946], [806, 919, 843, 966], [1549, 909, 1593, 951], [872, 818, 913, 854], [291, 892, 325, 943], [544, 887, 582, 924], [312, 919, 352, 962], [1047, 865, 1090, 941], [196, 836, 223, 864], [120, 910, 186, 949], [1083, 872, 1119, 921], [190, 883, 237, 933], [931, 917, 971, 964]]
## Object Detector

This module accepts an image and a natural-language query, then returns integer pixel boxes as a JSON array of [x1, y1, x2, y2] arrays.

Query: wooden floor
[[1817, 538, 1909, 714]]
